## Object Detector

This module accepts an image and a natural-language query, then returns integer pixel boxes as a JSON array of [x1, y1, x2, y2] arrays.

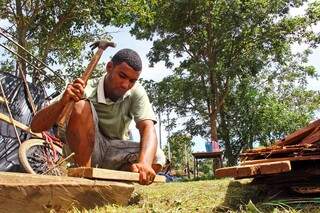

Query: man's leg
[[66, 100, 95, 167], [100, 139, 166, 173]]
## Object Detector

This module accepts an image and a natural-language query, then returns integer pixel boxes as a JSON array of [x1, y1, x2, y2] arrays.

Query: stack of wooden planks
[[216, 119, 320, 184]]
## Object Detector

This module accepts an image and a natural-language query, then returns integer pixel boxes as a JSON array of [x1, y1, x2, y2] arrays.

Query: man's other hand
[[61, 78, 86, 105], [131, 162, 156, 185]]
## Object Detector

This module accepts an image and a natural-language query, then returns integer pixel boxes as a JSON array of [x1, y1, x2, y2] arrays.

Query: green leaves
[[0, 0, 154, 90], [163, 132, 194, 171], [134, 0, 320, 165]]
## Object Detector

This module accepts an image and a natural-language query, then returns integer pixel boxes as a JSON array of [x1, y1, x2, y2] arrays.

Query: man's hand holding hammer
[[61, 78, 86, 104]]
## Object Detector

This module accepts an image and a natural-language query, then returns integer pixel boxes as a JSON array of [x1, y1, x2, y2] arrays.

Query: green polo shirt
[[84, 74, 157, 140]]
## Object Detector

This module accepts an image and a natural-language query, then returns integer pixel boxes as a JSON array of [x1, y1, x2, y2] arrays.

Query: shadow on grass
[[212, 179, 320, 213], [213, 180, 268, 212]]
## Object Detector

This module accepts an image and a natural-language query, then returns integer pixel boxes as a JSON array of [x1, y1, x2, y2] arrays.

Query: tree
[[163, 132, 194, 173], [130, 0, 320, 164], [220, 73, 320, 165], [0, 0, 153, 90]]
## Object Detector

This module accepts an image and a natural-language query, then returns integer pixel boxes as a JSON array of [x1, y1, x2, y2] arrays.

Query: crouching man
[[31, 48, 166, 185]]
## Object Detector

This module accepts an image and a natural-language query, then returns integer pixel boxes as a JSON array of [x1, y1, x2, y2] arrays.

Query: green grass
[[69, 178, 320, 213]]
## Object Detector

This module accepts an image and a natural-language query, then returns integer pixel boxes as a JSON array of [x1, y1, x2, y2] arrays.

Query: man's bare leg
[[66, 100, 95, 167]]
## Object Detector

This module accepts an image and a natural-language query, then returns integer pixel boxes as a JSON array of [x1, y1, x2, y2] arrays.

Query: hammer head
[[89, 40, 116, 51]]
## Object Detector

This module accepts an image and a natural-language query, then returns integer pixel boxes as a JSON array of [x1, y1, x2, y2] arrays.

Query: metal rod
[[0, 43, 61, 84], [0, 79, 22, 145], [0, 29, 64, 81], [42, 152, 75, 175]]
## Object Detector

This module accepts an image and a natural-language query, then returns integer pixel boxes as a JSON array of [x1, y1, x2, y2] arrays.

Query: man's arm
[[31, 78, 85, 133], [131, 119, 158, 185]]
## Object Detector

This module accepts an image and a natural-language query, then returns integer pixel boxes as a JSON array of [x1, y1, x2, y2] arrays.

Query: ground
[[70, 178, 320, 213]]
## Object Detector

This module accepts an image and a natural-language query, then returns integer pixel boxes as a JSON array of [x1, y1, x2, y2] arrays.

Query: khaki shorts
[[63, 101, 166, 170]]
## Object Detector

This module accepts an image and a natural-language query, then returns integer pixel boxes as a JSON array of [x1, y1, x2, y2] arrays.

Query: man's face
[[105, 61, 141, 101]]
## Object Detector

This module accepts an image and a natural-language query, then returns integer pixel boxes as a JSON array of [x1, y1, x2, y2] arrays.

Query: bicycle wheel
[[19, 139, 63, 175]]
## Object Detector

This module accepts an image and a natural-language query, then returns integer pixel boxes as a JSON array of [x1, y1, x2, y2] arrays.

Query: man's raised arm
[[30, 78, 85, 133]]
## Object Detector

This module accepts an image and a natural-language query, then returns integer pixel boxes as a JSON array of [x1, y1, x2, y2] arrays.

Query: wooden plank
[[240, 146, 320, 161], [241, 155, 320, 165], [300, 129, 320, 145], [0, 171, 134, 212], [242, 145, 282, 153], [291, 186, 320, 194], [215, 161, 291, 178], [275, 119, 320, 146], [259, 161, 291, 174], [240, 146, 312, 157], [0, 112, 43, 138], [192, 151, 223, 159], [68, 167, 166, 183], [0, 96, 9, 104]]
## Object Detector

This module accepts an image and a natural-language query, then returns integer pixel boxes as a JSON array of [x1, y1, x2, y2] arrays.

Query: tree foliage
[[133, 0, 320, 165], [0, 0, 152, 90], [163, 132, 194, 172]]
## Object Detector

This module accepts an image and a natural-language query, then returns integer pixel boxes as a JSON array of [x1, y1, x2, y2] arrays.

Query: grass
[[69, 178, 320, 213]]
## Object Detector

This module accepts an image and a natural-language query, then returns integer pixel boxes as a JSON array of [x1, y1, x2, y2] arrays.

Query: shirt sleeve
[[130, 84, 157, 124]]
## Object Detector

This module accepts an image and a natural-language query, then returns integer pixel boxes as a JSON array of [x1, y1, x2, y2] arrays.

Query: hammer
[[57, 40, 116, 129]]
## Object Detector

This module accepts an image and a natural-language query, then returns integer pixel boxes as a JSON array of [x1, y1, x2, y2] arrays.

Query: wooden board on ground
[[0, 171, 134, 212], [68, 167, 166, 183], [215, 161, 291, 178]]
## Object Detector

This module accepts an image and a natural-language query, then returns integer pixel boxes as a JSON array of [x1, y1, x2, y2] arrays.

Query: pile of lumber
[[216, 119, 320, 186]]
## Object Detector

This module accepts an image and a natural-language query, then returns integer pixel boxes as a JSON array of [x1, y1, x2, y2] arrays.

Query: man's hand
[[60, 78, 86, 106], [131, 162, 156, 185]]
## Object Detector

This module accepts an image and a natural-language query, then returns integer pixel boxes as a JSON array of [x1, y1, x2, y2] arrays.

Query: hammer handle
[[57, 48, 105, 128], [81, 48, 104, 82]]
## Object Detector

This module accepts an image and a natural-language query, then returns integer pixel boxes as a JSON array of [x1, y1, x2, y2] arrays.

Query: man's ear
[[106, 61, 113, 73]]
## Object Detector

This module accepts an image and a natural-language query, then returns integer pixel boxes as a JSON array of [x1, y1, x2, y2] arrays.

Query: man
[[31, 48, 165, 185]]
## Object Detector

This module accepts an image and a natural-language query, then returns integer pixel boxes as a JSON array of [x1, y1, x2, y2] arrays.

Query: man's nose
[[121, 79, 130, 90]]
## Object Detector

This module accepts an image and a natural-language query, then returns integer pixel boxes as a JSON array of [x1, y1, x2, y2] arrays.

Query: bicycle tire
[[19, 139, 63, 175]]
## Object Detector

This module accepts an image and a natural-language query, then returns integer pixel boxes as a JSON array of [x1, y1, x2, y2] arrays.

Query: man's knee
[[69, 100, 92, 121], [68, 100, 93, 130], [72, 100, 91, 117]]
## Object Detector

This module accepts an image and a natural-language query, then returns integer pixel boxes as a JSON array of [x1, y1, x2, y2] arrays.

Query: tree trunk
[[220, 107, 237, 166], [15, 0, 28, 77], [210, 109, 218, 141]]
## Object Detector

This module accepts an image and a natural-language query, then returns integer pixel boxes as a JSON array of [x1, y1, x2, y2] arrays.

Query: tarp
[[0, 72, 46, 171]]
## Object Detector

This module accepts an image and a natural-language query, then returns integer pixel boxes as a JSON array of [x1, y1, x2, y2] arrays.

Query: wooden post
[[212, 158, 215, 176], [193, 156, 196, 179]]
